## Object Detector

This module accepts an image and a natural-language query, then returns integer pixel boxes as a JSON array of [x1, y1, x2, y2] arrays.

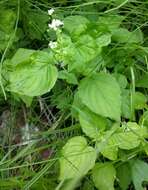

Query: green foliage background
[[0, 0, 148, 189]]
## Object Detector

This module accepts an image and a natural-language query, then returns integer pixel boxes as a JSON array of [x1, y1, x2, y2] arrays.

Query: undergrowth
[[0, 0, 148, 189]]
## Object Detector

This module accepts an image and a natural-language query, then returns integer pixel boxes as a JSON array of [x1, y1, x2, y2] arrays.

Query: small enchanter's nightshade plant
[[0, 1, 147, 190]]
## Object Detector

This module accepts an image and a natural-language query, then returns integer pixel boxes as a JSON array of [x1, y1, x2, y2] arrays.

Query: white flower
[[48, 41, 57, 49], [48, 8, 54, 16], [48, 19, 64, 31]]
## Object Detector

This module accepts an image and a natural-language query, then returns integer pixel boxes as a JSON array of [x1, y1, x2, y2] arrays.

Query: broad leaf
[[96, 33, 111, 47], [57, 178, 80, 190], [117, 162, 132, 190], [97, 122, 147, 160], [24, 11, 49, 40], [130, 159, 148, 190], [0, 9, 17, 51], [64, 15, 89, 37], [133, 92, 147, 110], [59, 34, 100, 74], [59, 136, 96, 180], [112, 28, 143, 44], [96, 124, 119, 160], [17, 94, 33, 107], [97, 14, 124, 31], [7, 49, 58, 96], [113, 73, 127, 89], [139, 111, 148, 127], [122, 122, 148, 139], [78, 73, 121, 121], [82, 180, 95, 190], [111, 122, 146, 150], [78, 107, 107, 139], [92, 162, 116, 190], [112, 123, 141, 150], [136, 74, 148, 88], [11, 48, 35, 66], [121, 89, 131, 119], [58, 70, 78, 85], [100, 136, 118, 160], [0, 9, 16, 33]]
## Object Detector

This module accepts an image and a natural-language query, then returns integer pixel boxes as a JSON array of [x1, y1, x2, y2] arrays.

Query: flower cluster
[[48, 8, 64, 49], [48, 8, 54, 16], [48, 41, 57, 49], [48, 8, 64, 31], [48, 19, 64, 31]]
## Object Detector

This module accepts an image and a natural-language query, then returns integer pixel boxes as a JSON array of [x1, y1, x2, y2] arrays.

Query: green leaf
[[0, 31, 8, 51], [97, 122, 147, 160], [113, 73, 127, 89], [24, 11, 49, 40], [51, 81, 73, 110], [117, 162, 132, 190], [96, 33, 111, 47], [0, 9, 16, 33], [78, 107, 107, 139], [57, 178, 80, 190], [96, 124, 119, 160], [92, 162, 116, 190], [130, 159, 148, 190], [64, 16, 89, 37], [100, 136, 118, 160], [78, 73, 121, 121], [82, 180, 95, 190], [112, 130, 140, 150], [122, 122, 148, 139], [109, 122, 142, 151], [7, 49, 58, 96], [59, 136, 96, 180], [0, 178, 22, 189], [58, 71, 78, 85], [0, 9, 17, 51], [136, 74, 148, 88], [133, 92, 147, 110], [11, 48, 35, 66], [112, 28, 143, 44], [17, 94, 33, 107], [139, 111, 148, 127], [97, 14, 124, 31], [113, 133, 139, 150], [121, 89, 131, 119], [67, 34, 100, 74], [57, 31, 101, 75], [132, 29, 143, 43]]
